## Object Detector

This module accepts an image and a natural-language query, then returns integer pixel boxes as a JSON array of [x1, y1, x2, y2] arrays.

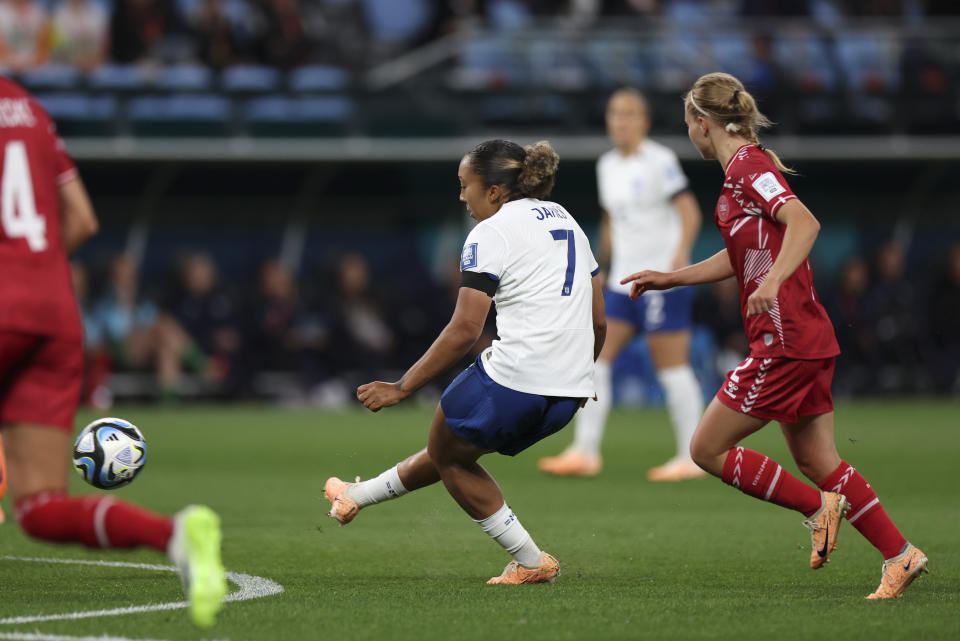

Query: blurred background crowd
[[68, 235, 960, 408], [3, 0, 957, 406], [2, 0, 959, 137], [3, 0, 956, 74]]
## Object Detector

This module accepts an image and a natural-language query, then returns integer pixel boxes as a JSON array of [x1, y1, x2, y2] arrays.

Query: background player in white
[[539, 88, 706, 481], [323, 140, 606, 584]]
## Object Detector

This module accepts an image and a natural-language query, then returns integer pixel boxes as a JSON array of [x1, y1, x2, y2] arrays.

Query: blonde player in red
[[620, 72, 927, 599]]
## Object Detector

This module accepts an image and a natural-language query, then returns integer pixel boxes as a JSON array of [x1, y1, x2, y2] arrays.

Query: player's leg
[[644, 287, 705, 481], [3, 332, 226, 626], [428, 407, 556, 584], [537, 316, 634, 476], [7, 426, 227, 626], [324, 427, 443, 524], [773, 412, 850, 568], [781, 412, 926, 595], [691, 398, 825, 515], [647, 329, 705, 481]]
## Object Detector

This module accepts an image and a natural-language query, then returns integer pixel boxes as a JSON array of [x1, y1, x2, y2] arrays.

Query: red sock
[[15, 491, 174, 553], [722, 447, 822, 516], [818, 461, 907, 559]]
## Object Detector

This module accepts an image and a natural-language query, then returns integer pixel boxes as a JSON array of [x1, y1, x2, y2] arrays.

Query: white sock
[[344, 465, 408, 508], [475, 503, 543, 568], [657, 364, 703, 463], [571, 359, 612, 458]]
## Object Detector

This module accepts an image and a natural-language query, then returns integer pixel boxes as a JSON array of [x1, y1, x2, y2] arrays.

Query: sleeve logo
[[751, 172, 787, 202], [461, 242, 478, 270]]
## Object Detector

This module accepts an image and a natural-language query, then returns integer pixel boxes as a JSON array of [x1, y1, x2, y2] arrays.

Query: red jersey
[[715, 145, 839, 360], [0, 78, 81, 338]]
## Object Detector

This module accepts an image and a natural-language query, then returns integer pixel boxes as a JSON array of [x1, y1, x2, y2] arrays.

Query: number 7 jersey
[[460, 197, 599, 397], [0, 78, 82, 338]]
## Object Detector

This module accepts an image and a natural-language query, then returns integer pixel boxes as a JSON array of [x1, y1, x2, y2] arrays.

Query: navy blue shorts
[[440, 355, 582, 456], [604, 286, 694, 333]]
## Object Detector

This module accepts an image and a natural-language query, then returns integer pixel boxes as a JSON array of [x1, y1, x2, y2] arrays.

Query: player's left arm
[[747, 199, 820, 316], [670, 190, 702, 270], [357, 287, 491, 412], [59, 177, 99, 253], [591, 272, 606, 361]]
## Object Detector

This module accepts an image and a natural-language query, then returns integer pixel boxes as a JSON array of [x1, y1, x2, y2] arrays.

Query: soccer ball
[[72, 418, 147, 489]]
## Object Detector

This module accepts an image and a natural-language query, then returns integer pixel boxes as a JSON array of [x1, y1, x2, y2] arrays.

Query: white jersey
[[460, 198, 599, 397], [597, 139, 689, 295]]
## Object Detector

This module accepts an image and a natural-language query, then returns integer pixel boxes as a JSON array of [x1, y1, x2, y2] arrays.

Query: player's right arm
[[59, 177, 98, 253], [619, 249, 734, 301], [357, 287, 491, 412]]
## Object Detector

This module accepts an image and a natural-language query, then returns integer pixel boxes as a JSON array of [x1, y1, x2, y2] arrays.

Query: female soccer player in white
[[539, 88, 706, 481], [324, 139, 605, 584], [621, 72, 927, 599]]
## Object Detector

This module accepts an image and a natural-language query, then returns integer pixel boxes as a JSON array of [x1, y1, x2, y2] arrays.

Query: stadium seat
[[650, 32, 711, 91], [20, 64, 81, 91], [711, 34, 755, 85], [88, 63, 149, 92], [772, 32, 839, 91], [245, 96, 352, 136], [221, 65, 280, 93], [362, 0, 433, 44], [154, 65, 213, 92], [663, 0, 714, 27], [288, 65, 350, 92], [486, 0, 533, 32], [34, 93, 117, 135], [35, 93, 114, 119], [128, 95, 232, 136], [836, 33, 900, 92], [447, 35, 525, 90], [527, 38, 589, 91], [479, 94, 570, 127], [584, 39, 648, 88]]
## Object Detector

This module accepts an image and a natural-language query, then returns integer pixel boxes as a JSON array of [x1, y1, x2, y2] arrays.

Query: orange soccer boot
[[324, 476, 360, 525], [486, 552, 560, 585], [646, 458, 707, 482], [537, 450, 602, 477], [866, 543, 929, 599], [803, 491, 850, 569]]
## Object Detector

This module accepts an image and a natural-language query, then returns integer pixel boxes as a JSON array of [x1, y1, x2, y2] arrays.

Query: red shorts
[[0, 331, 83, 432], [716, 356, 835, 424]]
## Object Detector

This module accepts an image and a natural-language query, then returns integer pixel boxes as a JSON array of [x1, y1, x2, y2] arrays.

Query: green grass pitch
[[1, 400, 957, 641]]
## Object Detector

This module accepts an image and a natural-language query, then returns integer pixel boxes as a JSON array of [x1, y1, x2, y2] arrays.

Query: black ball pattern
[[72, 418, 147, 490]]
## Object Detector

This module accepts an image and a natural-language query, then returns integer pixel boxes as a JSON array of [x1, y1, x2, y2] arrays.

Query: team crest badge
[[717, 195, 730, 222]]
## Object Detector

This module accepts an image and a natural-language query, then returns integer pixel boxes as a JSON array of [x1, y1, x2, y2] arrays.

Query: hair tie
[[757, 143, 766, 151], [732, 89, 740, 103], [724, 122, 741, 133]]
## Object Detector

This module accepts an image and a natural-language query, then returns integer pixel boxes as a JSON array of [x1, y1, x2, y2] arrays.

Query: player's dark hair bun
[[466, 139, 559, 200], [517, 141, 559, 200]]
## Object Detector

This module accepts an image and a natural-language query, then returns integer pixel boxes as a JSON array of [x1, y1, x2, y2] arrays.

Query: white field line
[[0, 632, 228, 641], [0, 556, 283, 626]]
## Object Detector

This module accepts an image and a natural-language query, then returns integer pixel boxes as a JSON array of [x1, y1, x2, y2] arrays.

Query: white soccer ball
[[72, 418, 147, 490]]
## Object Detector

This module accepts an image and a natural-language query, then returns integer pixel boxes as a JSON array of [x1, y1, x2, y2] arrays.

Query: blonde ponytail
[[685, 72, 795, 175]]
